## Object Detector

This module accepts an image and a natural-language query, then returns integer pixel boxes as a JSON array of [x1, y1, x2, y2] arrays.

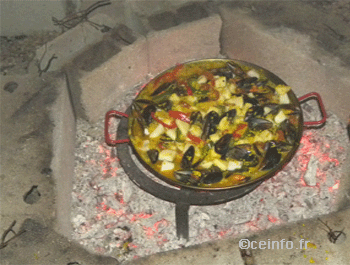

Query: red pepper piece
[[168, 110, 190, 123], [187, 132, 203, 144], [151, 112, 177, 129], [232, 124, 248, 138]]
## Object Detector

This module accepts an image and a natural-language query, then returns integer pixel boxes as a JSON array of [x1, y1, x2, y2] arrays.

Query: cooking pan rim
[[126, 58, 304, 191]]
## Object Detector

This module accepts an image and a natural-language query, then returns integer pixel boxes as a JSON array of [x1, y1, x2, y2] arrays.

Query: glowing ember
[[130, 213, 153, 222], [267, 215, 279, 223]]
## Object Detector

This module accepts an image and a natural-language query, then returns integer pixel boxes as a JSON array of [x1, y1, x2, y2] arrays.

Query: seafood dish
[[128, 60, 302, 188]]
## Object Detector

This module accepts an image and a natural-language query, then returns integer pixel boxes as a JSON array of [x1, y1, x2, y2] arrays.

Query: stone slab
[[50, 75, 76, 239], [78, 36, 148, 123], [147, 14, 222, 76], [31, 13, 116, 74]]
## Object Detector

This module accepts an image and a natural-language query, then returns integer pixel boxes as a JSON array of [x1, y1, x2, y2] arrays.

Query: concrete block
[[147, 14, 222, 76], [50, 76, 76, 239], [176, 2, 209, 23], [32, 13, 116, 73], [78, 36, 148, 123], [220, 8, 350, 124], [148, 11, 179, 31]]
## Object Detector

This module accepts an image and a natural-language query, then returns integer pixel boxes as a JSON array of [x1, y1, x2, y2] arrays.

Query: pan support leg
[[175, 202, 190, 240]]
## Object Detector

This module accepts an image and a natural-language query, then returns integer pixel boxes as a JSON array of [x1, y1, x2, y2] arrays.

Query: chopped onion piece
[[161, 161, 174, 171]]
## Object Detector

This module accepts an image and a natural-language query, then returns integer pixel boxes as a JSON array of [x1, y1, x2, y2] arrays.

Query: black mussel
[[261, 142, 281, 171], [175, 170, 201, 185], [147, 149, 159, 164], [227, 62, 245, 76], [212, 67, 234, 80], [245, 106, 264, 122], [215, 134, 233, 155], [253, 142, 266, 157], [255, 80, 268, 87], [141, 105, 157, 126], [201, 170, 223, 184], [224, 109, 237, 122], [236, 77, 258, 90], [157, 100, 172, 111], [201, 111, 220, 140], [190, 111, 203, 125], [280, 119, 297, 145], [151, 82, 175, 96], [181, 145, 195, 169], [226, 144, 256, 162], [174, 85, 188, 96], [174, 170, 191, 183], [243, 94, 259, 106], [198, 96, 210, 103], [248, 118, 273, 131]]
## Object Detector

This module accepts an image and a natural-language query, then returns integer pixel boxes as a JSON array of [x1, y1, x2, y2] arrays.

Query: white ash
[[303, 155, 318, 186], [71, 88, 349, 263]]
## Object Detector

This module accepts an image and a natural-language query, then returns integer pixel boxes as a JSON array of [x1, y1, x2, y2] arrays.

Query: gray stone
[[109, 24, 137, 45], [148, 11, 179, 31], [78, 36, 148, 123], [23, 185, 41, 204], [3, 81, 18, 93], [148, 14, 222, 76], [31, 13, 116, 73], [72, 39, 121, 72], [176, 3, 209, 23]]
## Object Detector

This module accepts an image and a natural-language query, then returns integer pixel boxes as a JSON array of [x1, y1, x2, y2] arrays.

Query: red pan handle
[[298, 92, 327, 128], [105, 110, 130, 146]]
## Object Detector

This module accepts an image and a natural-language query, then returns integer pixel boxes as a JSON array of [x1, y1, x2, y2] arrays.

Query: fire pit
[[71, 81, 349, 262]]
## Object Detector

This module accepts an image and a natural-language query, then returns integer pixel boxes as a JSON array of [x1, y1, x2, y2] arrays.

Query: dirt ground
[[1, 1, 350, 265]]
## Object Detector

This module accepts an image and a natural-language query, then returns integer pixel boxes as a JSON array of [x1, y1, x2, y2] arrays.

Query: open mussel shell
[[201, 111, 220, 140], [181, 145, 195, 170], [261, 142, 282, 171]]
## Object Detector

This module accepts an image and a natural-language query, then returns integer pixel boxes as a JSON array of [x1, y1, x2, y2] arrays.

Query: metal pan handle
[[105, 110, 130, 146], [298, 92, 327, 128]]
